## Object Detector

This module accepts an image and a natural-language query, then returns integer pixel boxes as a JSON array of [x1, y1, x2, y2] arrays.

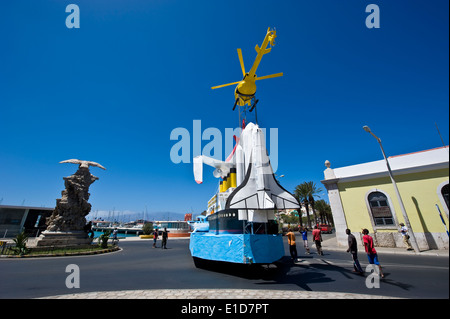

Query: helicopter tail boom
[[255, 45, 271, 55]]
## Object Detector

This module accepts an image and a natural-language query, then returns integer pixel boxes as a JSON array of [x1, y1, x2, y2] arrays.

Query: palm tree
[[292, 194, 303, 227], [315, 199, 332, 225], [292, 186, 301, 227], [304, 181, 323, 225], [294, 183, 311, 228]]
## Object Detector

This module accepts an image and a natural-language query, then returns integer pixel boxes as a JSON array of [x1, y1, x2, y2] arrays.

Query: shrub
[[12, 231, 30, 255], [143, 223, 153, 235], [98, 230, 111, 248]]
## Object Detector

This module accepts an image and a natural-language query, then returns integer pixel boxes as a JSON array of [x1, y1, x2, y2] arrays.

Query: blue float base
[[189, 232, 284, 264]]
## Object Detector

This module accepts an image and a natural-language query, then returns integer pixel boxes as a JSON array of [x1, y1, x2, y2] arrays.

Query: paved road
[[0, 237, 448, 299]]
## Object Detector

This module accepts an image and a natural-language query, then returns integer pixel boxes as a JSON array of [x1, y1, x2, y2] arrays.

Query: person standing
[[84, 221, 94, 239], [399, 223, 413, 250], [362, 229, 384, 278], [152, 228, 159, 248], [112, 227, 119, 245], [161, 227, 168, 249], [299, 226, 310, 254], [286, 228, 298, 262], [312, 225, 323, 255], [346, 229, 364, 275]]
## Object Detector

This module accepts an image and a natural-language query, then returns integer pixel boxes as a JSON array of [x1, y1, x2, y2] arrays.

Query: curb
[[0, 246, 121, 258]]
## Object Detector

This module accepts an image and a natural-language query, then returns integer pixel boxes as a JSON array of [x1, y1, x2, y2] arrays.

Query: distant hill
[[88, 210, 193, 222], [147, 211, 188, 221]]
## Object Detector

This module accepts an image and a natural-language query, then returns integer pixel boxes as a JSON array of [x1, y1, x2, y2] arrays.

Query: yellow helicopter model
[[211, 28, 283, 111]]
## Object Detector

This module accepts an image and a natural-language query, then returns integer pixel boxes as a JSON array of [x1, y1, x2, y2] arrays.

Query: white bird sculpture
[[60, 159, 106, 170]]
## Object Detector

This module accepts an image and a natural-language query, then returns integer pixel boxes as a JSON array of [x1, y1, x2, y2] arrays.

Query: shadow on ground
[[193, 255, 413, 292]]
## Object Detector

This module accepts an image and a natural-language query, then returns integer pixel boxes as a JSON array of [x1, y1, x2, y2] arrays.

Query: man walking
[[346, 229, 364, 275], [362, 228, 384, 278], [312, 225, 323, 255], [161, 227, 168, 249]]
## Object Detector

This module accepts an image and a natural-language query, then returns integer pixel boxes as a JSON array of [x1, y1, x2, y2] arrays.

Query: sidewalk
[[39, 288, 401, 299]]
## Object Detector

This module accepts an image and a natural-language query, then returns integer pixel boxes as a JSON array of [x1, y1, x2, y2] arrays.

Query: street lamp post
[[363, 125, 420, 253]]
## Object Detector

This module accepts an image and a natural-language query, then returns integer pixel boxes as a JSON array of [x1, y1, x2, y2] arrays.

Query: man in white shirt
[[399, 223, 413, 250]]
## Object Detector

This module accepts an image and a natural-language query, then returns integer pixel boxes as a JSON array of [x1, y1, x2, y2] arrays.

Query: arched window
[[368, 191, 394, 226]]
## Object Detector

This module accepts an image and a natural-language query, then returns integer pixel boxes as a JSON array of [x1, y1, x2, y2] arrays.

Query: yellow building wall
[[338, 168, 449, 235]]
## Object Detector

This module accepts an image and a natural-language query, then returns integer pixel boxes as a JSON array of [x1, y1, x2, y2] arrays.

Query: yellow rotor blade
[[237, 48, 246, 77], [255, 72, 283, 81], [211, 81, 242, 90]]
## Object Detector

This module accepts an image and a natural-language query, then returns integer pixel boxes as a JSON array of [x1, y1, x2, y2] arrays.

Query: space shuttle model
[[194, 122, 299, 212], [190, 28, 300, 266]]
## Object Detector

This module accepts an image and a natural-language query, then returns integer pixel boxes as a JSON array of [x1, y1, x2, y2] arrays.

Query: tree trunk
[[304, 200, 312, 228], [310, 198, 319, 226]]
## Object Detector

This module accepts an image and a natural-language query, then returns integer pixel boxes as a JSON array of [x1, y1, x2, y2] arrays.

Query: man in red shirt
[[312, 225, 323, 256], [362, 229, 384, 278]]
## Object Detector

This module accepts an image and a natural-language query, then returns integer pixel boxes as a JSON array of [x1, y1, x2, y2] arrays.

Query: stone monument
[[34, 159, 106, 248]]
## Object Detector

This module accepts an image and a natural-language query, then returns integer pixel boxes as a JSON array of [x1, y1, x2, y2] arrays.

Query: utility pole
[[363, 126, 420, 253]]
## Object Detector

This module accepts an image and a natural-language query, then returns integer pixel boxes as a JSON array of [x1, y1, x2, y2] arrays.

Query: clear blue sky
[[0, 0, 448, 220]]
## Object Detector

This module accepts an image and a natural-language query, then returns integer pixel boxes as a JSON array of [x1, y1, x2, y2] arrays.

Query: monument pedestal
[[32, 231, 92, 248]]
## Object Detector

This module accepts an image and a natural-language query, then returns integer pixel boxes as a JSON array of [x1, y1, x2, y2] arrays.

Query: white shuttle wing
[[193, 155, 235, 184]]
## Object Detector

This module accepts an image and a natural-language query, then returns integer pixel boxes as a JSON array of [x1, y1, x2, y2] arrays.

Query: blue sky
[[0, 0, 448, 220]]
